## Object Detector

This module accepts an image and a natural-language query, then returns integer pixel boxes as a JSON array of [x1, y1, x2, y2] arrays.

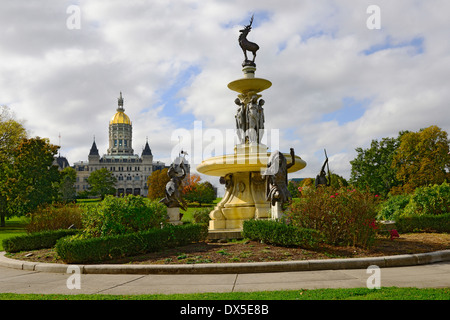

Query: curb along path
[[1, 250, 450, 275]]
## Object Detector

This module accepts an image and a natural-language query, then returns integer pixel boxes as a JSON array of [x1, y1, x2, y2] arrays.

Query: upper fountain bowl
[[227, 78, 272, 94]]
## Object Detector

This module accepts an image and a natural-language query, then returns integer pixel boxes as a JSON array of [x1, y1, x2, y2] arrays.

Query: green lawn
[[180, 198, 219, 222], [0, 217, 27, 251], [0, 287, 449, 300]]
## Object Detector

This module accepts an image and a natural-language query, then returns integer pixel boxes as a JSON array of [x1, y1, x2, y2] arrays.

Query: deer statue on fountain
[[239, 15, 260, 67]]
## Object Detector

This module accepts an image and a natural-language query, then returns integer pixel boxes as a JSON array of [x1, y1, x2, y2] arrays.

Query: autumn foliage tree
[[146, 168, 170, 200], [391, 125, 449, 194], [182, 174, 201, 195], [182, 174, 216, 205], [350, 125, 449, 196]]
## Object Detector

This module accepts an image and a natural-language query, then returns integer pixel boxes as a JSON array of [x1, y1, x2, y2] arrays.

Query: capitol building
[[73, 92, 168, 197]]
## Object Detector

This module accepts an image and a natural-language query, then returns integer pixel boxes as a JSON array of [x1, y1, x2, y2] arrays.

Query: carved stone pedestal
[[209, 170, 271, 230], [271, 202, 283, 220], [167, 207, 183, 226]]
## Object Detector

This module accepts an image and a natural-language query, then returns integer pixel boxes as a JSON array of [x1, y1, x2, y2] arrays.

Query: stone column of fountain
[[196, 16, 306, 238]]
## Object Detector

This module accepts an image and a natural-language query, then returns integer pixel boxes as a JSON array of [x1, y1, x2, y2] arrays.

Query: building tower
[[88, 137, 100, 164], [108, 92, 133, 155]]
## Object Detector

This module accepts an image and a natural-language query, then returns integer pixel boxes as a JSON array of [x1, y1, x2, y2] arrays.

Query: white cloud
[[1, 0, 449, 186]]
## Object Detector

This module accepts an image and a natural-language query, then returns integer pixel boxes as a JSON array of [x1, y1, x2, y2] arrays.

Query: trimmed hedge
[[55, 223, 208, 264], [242, 219, 322, 249], [2, 229, 78, 253], [395, 213, 450, 233]]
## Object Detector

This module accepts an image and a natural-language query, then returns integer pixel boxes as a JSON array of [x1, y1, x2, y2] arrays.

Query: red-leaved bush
[[285, 186, 379, 248]]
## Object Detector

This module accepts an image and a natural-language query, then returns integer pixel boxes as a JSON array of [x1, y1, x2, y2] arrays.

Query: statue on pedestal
[[234, 95, 265, 145], [235, 98, 246, 144], [159, 160, 188, 211], [247, 95, 265, 144], [239, 15, 260, 67], [315, 149, 331, 188], [264, 148, 296, 207]]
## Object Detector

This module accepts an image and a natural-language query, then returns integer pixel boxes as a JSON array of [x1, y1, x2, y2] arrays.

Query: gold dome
[[110, 111, 131, 125]]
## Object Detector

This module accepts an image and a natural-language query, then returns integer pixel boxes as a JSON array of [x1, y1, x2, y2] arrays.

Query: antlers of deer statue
[[239, 15, 260, 66]]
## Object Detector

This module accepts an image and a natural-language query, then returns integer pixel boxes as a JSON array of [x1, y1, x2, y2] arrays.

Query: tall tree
[[329, 172, 349, 189], [392, 125, 449, 194], [182, 173, 201, 194], [184, 181, 216, 205], [0, 106, 27, 226], [58, 166, 77, 202], [3, 137, 60, 220], [147, 168, 169, 200], [0, 106, 27, 163], [87, 168, 117, 200], [350, 136, 401, 197]]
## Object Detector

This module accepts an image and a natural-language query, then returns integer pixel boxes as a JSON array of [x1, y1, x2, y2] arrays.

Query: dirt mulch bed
[[7, 233, 450, 265]]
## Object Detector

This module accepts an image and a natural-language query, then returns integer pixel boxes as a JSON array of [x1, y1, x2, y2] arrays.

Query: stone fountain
[[196, 16, 306, 238]]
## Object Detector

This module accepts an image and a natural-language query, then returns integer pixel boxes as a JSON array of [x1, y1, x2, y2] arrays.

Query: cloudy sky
[[2, 0, 449, 189]]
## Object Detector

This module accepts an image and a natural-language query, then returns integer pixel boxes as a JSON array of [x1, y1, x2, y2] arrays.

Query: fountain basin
[[227, 77, 272, 94], [197, 151, 306, 176], [197, 146, 306, 231]]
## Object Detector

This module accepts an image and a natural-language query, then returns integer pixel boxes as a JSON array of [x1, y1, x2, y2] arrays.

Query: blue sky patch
[[155, 65, 200, 127], [301, 28, 328, 43], [322, 96, 371, 125], [362, 36, 424, 56], [221, 10, 272, 29]]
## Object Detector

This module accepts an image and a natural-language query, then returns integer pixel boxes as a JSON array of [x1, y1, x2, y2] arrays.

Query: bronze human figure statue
[[235, 95, 265, 144], [247, 95, 265, 144], [315, 149, 331, 187], [239, 15, 259, 66], [235, 98, 246, 144], [159, 161, 188, 211], [247, 96, 259, 143], [264, 148, 296, 207]]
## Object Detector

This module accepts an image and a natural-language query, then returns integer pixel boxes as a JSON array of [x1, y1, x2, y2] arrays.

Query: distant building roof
[[89, 140, 99, 156], [142, 141, 152, 156], [54, 156, 70, 170]]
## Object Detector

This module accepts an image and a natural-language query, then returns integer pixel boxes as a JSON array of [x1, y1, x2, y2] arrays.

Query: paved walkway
[[1, 260, 449, 295]]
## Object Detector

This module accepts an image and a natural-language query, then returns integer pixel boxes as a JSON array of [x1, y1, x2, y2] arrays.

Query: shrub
[[396, 213, 450, 233], [285, 187, 379, 248], [2, 229, 78, 253], [377, 194, 411, 220], [192, 207, 213, 225], [80, 195, 167, 238], [243, 219, 322, 249], [55, 223, 208, 264], [26, 203, 83, 233], [402, 182, 449, 216]]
